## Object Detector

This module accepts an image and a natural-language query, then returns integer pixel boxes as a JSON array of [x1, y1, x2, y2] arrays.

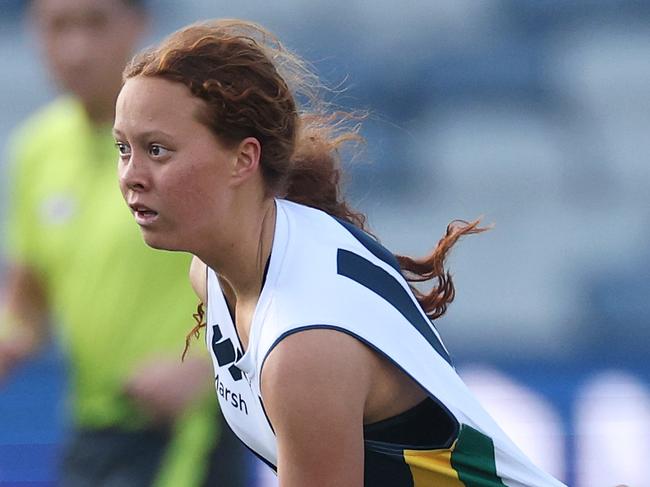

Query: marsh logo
[[211, 324, 244, 381]]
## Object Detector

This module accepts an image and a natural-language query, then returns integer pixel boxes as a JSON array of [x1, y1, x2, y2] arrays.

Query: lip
[[128, 202, 159, 227]]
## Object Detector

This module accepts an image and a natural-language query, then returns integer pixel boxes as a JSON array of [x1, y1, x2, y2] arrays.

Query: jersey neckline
[[235, 198, 289, 375]]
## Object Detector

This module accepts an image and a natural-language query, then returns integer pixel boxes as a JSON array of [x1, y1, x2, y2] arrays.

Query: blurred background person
[[0, 0, 248, 486], [2, 1, 650, 486]]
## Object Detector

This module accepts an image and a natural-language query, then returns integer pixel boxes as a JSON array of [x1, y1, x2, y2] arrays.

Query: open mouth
[[129, 204, 159, 226]]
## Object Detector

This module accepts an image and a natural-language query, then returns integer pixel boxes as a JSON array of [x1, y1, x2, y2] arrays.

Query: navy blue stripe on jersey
[[334, 217, 401, 272], [336, 249, 453, 366]]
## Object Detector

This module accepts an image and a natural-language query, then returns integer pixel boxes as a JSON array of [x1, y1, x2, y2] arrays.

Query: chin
[[141, 230, 186, 253], [141, 231, 172, 251]]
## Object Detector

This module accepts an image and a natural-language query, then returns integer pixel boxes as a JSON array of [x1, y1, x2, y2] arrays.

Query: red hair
[[182, 302, 205, 361], [124, 20, 487, 351]]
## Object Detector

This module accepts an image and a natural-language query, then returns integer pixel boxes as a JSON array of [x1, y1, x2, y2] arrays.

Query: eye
[[148, 144, 170, 158], [115, 142, 131, 158]]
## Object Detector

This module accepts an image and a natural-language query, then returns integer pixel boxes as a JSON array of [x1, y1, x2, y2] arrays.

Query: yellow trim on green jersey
[[404, 446, 464, 486], [404, 424, 508, 486]]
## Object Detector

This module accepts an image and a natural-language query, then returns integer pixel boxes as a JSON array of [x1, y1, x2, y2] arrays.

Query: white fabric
[[205, 199, 565, 486]]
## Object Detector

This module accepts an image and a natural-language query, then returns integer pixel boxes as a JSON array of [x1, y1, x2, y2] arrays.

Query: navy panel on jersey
[[364, 447, 414, 487], [213, 338, 237, 366], [228, 364, 243, 381], [336, 249, 452, 366], [211, 324, 223, 342], [334, 217, 401, 272]]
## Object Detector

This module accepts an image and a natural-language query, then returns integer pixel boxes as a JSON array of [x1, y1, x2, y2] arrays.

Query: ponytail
[[397, 220, 488, 319], [284, 112, 367, 230]]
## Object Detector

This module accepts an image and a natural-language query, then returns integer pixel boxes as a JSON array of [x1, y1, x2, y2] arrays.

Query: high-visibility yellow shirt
[[5, 97, 218, 487]]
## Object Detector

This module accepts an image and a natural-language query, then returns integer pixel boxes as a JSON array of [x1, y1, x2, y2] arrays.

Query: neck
[[200, 197, 276, 302]]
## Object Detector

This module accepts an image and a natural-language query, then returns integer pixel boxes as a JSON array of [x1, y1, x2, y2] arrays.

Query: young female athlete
[[114, 19, 567, 487]]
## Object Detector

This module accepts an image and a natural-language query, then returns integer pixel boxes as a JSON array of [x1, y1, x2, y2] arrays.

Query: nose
[[119, 155, 150, 194]]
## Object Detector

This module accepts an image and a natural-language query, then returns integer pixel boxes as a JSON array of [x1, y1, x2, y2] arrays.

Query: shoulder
[[262, 327, 374, 378], [8, 97, 85, 170], [277, 199, 341, 235], [11, 97, 82, 146], [271, 201, 403, 315], [260, 327, 371, 485], [260, 327, 375, 422], [279, 199, 399, 272], [258, 201, 404, 344], [276, 199, 383, 280]]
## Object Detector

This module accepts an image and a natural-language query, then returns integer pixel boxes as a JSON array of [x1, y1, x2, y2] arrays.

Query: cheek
[[166, 169, 226, 222], [157, 147, 231, 219], [160, 169, 208, 212], [117, 163, 128, 196]]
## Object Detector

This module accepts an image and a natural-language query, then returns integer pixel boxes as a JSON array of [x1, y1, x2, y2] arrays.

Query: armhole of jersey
[[258, 324, 460, 444]]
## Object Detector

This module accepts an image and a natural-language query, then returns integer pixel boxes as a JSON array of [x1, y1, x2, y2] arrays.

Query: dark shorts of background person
[[59, 418, 250, 487], [59, 427, 170, 487]]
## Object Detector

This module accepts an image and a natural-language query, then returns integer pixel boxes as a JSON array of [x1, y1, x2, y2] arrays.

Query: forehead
[[33, 0, 126, 21], [115, 76, 207, 134]]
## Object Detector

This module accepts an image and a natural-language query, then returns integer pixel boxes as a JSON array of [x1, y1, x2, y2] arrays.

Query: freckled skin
[[114, 76, 239, 254]]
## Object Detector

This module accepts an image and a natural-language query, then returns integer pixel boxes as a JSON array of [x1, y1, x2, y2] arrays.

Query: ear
[[230, 137, 262, 186]]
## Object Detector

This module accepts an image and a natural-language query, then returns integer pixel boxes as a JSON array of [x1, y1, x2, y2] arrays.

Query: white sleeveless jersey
[[205, 199, 566, 486]]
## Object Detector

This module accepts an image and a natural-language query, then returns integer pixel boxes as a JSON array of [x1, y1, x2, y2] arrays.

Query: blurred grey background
[[1, 1, 649, 485]]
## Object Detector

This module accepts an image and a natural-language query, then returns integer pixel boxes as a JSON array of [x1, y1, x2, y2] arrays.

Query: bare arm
[[123, 353, 213, 423], [0, 263, 49, 380], [261, 329, 376, 487]]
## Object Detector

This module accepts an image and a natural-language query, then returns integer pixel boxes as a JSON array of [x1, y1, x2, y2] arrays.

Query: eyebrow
[[112, 128, 175, 140]]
